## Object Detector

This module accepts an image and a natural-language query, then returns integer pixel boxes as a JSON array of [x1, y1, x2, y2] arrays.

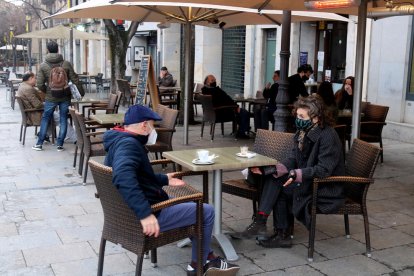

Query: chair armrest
[[86, 131, 106, 137], [313, 176, 372, 186], [88, 107, 115, 117], [155, 127, 176, 133], [151, 185, 203, 212], [150, 159, 174, 166], [214, 105, 237, 111], [360, 121, 386, 126], [25, 108, 43, 112]]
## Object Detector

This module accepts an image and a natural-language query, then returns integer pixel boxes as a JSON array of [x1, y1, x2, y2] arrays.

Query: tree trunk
[[104, 19, 140, 94]]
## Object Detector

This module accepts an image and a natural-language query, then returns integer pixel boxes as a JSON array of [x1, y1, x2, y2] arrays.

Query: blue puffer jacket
[[103, 127, 169, 220]]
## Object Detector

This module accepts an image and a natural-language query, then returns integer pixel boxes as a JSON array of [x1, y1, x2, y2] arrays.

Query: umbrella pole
[[183, 21, 191, 145], [70, 26, 74, 65], [274, 10, 292, 132], [351, 0, 368, 142]]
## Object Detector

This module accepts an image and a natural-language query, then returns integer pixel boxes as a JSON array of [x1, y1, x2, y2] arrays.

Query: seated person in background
[[16, 72, 43, 126], [158, 66, 174, 87], [237, 95, 345, 248], [202, 75, 251, 139], [316, 81, 338, 121], [287, 64, 313, 104], [103, 105, 240, 275], [254, 70, 279, 130], [335, 76, 354, 110]]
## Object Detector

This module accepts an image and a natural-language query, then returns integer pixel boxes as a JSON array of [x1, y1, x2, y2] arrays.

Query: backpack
[[47, 62, 71, 98]]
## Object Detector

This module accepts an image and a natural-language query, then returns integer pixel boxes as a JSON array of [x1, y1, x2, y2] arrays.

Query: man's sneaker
[[57, 146, 64, 152], [32, 145, 43, 151], [204, 257, 240, 275], [44, 136, 51, 144]]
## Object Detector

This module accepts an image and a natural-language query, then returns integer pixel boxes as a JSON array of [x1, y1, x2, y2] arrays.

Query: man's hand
[[140, 214, 160, 237], [265, 82, 271, 89], [159, 71, 166, 79], [169, 178, 185, 186], [250, 167, 262, 175]]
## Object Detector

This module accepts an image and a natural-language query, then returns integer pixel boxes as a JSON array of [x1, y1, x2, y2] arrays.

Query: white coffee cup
[[197, 150, 210, 162], [240, 146, 249, 155]]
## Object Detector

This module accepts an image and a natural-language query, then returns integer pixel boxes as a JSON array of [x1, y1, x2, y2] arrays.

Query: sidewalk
[[1, 86, 414, 275]]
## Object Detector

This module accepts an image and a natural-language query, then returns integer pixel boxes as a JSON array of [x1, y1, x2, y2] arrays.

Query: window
[[407, 18, 414, 101]]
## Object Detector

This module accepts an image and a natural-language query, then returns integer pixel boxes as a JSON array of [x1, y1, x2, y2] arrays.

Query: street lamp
[[25, 11, 32, 71], [9, 24, 16, 73]]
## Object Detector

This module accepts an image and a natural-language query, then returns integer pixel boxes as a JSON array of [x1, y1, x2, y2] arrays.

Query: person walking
[[32, 41, 84, 151]]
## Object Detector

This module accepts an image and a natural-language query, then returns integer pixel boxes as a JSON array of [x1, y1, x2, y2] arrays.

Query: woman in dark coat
[[237, 94, 345, 248]]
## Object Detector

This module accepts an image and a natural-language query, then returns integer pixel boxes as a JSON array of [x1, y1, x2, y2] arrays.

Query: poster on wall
[[134, 46, 145, 62], [325, 69, 331, 82], [299, 52, 308, 66], [127, 47, 131, 66]]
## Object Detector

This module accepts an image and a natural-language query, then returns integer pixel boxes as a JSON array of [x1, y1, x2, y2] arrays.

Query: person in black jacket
[[236, 95, 345, 248], [103, 105, 239, 275], [202, 74, 251, 139], [287, 64, 313, 104], [254, 70, 279, 130]]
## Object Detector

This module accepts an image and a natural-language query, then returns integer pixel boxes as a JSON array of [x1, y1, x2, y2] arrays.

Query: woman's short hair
[[22, 72, 35, 82], [293, 94, 335, 127]]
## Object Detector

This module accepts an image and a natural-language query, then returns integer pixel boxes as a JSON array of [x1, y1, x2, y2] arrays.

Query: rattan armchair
[[74, 111, 106, 184], [360, 103, 389, 163], [196, 94, 237, 141], [16, 96, 55, 145], [308, 139, 381, 261], [222, 130, 294, 215], [88, 160, 204, 276], [145, 104, 179, 160]]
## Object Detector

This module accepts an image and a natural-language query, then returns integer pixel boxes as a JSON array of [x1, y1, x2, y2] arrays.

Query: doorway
[[265, 29, 277, 85]]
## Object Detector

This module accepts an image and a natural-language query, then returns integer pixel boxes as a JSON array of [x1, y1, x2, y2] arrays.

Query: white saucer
[[192, 158, 215, 165], [236, 152, 256, 158]]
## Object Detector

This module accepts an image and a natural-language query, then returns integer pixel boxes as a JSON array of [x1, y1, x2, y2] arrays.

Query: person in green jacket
[[32, 41, 84, 152]]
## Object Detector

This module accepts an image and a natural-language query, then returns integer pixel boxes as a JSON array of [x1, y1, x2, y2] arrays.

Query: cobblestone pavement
[[1, 86, 414, 275]]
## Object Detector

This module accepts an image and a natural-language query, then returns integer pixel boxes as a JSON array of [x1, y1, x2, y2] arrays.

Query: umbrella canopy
[[0, 45, 27, 51], [49, 1, 350, 26], [48, 0, 350, 147], [15, 25, 108, 40], [112, 0, 414, 16]]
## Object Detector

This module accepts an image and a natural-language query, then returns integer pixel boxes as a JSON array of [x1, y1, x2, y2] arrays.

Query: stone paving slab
[[1, 87, 414, 275]]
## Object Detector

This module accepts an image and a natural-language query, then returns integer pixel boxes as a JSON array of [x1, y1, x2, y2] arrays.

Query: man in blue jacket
[[103, 105, 239, 276]]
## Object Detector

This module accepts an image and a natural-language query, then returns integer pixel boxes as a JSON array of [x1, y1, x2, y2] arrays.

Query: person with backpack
[[32, 41, 84, 151]]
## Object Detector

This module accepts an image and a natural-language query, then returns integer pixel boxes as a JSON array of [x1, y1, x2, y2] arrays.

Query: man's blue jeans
[[36, 100, 70, 147], [157, 203, 214, 264]]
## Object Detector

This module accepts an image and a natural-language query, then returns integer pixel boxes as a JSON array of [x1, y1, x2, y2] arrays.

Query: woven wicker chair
[[308, 139, 381, 261], [222, 130, 294, 215], [16, 96, 55, 145], [196, 94, 237, 141], [360, 103, 389, 163], [145, 104, 179, 160], [88, 160, 204, 276], [74, 111, 106, 184]]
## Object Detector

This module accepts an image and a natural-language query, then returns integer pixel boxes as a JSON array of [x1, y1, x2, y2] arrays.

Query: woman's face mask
[[146, 125, 158, 145], [295, 117, 312, 130]]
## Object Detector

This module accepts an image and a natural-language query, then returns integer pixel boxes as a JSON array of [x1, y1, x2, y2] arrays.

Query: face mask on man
[[209, 81, 217, 88], [302, 75, 309, 82], [146, 125, 158, 145], [295, 117, 313, 130]]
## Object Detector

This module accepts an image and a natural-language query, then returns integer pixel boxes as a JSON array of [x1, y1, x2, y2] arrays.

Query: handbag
[[69, 81, 82, 101]]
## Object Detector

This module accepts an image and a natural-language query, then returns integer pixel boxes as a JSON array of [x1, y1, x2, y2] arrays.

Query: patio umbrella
[[49, 0, 350, 146], [0, 45, 27, 51], [15, 25, 108, 40]]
